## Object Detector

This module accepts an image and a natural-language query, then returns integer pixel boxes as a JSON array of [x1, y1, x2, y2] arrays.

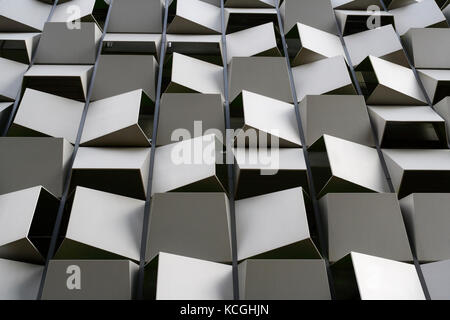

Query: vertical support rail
[[220, 0, 240, 300], [1, 0, 60, 136], [135, 0, 170, 301], [274, 0, 336, 299], [36, 0, 115, 299]]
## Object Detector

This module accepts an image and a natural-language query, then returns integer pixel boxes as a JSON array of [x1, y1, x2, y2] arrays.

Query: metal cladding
[[292, 56, 356, 102], [145, 192, 233, 263], [0, 186, 59, 264], [421, 259, 450, 300], [238, 259, 331, 300], [400, 193, 450, 262], [144, 252, 234, 300], [41, 260, 139, 300], [54, 186, 144, 261], [286, 22, 344, 67], [344, 24, 409, 67], [1, 0, 450, 302], [0, 137, 73, 197], [319, 193, 413, 263], [299, 95, 375, 147], [332, 252, 426, 300], [309, 134, 390, 197], [0, 258, 43, 300]]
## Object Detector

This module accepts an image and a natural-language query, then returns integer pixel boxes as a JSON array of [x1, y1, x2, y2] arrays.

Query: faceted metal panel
[[418, 69, 450, 104], [319, 193, 413, 263], [165, 52, 224, 97], [368, 105, 448, 148], [228, 56, 293, 103], [41, 260, 139, 300], [225, 8, 278, 33], [71, 147, 151, 199], [332, 252, 425, 300], [23, 64, 93, 101], [165, 34, 221, 59], [49, 0, 97, 25], [103, 33, 162, 58], [335, 10, 395, 36], [10, 89, 84, 142], [309, 135, 390, 198], [34, 22, 101, 64], [55, 187, 144, 262], [91, 54, 157, 102], [402, 28, 450, 69], [0, 137, 73, 197], [0, 186, 59, 264], [151, 134, 228, 194], [292, 56, 356, 102], [0, 258, 43, 300], [422, 259, 450, 300], [235, 187, 321, 261], [233, 148, 308, 199], [400, 193, 450, 262], [280, 0, 338, 35], [299, 95, 375, 147], [286, 22, 344, 67], [0, 0, 51, 32], [231, 90, 301, 147], [225, 22, 281, 64], [0, 57, 28, 101], [157, 93, 224, 146], [144, 252, 233, 300], [107, 0, 163, 33], [383, 149, 450, 198], [0, 32, 40, 64], [239, 259, 331, 300], [390, 0, 448, 36], [355, 55, 427, 105], [344, 25, 408, 68], [167, 0, 222, 35], [146, 192, 232, 263]]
